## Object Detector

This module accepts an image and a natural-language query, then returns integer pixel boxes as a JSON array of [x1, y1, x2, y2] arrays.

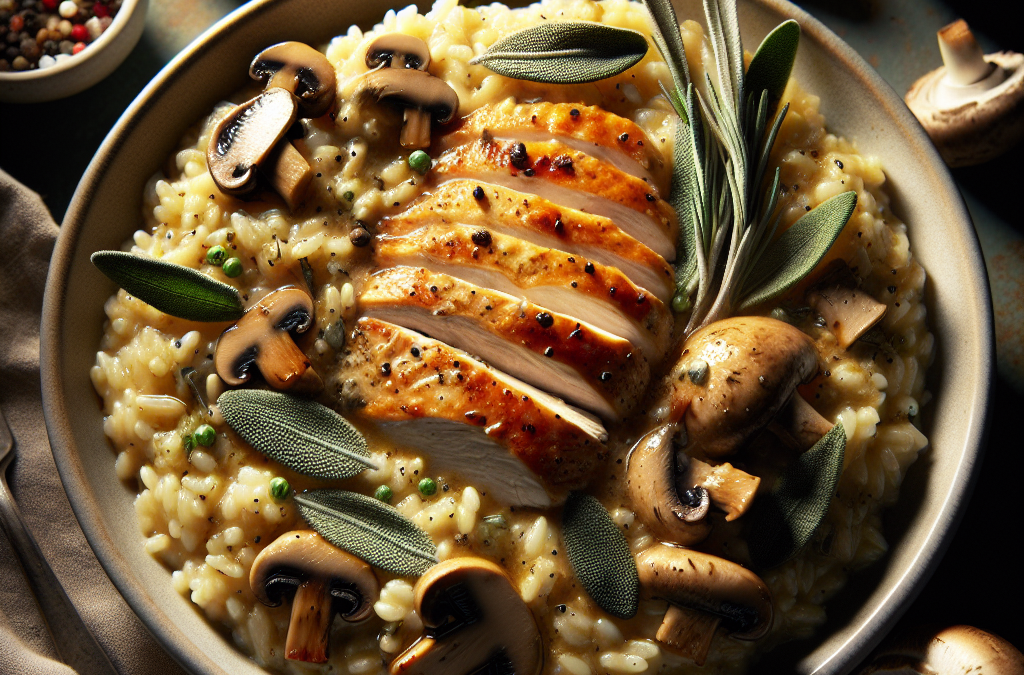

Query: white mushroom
[[906, 19, 1024, 167], [389, 557, 543, 675], [856, 624, 1024, 675], [806, 261, 888, 350], [249, 530, 380, 663]]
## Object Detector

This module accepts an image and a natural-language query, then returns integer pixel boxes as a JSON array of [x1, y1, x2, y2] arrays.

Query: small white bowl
[[0, 0, 148, 104]]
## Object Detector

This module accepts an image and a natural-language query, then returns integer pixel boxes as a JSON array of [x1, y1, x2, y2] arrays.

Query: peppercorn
[[349, 227, 371, 247], [471, 229, 491, 247]]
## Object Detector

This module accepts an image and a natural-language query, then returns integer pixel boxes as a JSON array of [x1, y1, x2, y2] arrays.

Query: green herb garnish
[[469, 22, 648, 84], [217, 389, 376, 480], [562, 492, 639, 620], [91, 251, 244, 323], [296, 489, 438, 577]]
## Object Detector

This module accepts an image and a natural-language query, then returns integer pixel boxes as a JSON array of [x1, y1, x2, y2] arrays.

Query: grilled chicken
[[360, 267, 648, 420], [432, 138, 678, 260], [385, 180, 674, 302], [342, 318, 608, 507], [439, 100, 670, 191], [374, 222, 672, 360]]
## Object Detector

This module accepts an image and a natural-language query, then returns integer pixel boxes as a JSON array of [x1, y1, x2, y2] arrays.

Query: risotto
[[89, 0, 933, 673]]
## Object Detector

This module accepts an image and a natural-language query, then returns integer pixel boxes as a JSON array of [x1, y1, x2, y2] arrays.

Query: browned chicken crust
[[386, 180, 674, 302], [360, 267, 649, 419], [346, 318, 608, 491]]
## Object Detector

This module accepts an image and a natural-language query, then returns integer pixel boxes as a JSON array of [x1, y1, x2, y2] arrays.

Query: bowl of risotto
[[40, 0, 992, 673]]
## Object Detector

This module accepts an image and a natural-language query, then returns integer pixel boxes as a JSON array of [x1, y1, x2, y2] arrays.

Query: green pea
[[408, 150, 431, 175], [671, 293, 691, 313], [222, 257, 243, 278], [206, 245, 227, 266], [770, 307, 791, 324], [343, 190, 355, 201], [270, 477, 290, 501], [418, 477, 437, 496], [374, 485, 393, 504], [194, 424, 216, 447]]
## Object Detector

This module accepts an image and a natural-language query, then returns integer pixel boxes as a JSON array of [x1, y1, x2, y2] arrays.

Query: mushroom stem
[[285, 579, 333, 663], [770, 393, 833, 453], [265, 140, 314, 211], [678, 457, 760, 521], [254, 328, 322, 392], [401, 108, 433, 149], [938, 20, 995, 86], [656, 604, 721, 666]]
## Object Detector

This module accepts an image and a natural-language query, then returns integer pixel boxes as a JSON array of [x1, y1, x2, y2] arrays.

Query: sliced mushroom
[[806, 261, 887, 350], [770, 392, 833, 452], [626, 425, 713, 546], [207, 88, 299, 199], [856, 624, 1024, 675], [390, 557, 543, 675], [677, 456, 760, 522], [250, 41, 338, 118], [636, 544, 773, 665], [249, 530, 380, 663], [214, 286, 322, 392], [365, 33, 432, 71], [363, 67, 459, 148], [905, 19, 1024, 166]]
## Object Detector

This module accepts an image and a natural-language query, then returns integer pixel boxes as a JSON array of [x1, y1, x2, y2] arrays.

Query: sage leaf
[[469, 22, 648, 84], [745, 20, 800, 116], [91, 250, 244, 322], [218, 389, 376, 480], [672, 120, 698, 297], [747, 422, 846, 569], [562, 492, 639, 619], [738, 190, 857, 309], [296, 489, 438, 577]]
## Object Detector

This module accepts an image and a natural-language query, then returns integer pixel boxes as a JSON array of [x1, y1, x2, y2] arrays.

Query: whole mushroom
[[390, 557, 543, 675], [906, 19, 1024, 167], [249, 530, 380, 663], [856, 624, 1024, 675], [214, 286, 322, 392], [362, 33, 459, 149]]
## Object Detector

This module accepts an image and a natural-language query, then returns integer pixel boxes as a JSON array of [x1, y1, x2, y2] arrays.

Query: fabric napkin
[[0, 169, 185, 675]]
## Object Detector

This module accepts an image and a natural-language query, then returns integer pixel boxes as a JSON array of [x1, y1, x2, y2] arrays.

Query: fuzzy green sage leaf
[[91, 250, 244, 322], [744, 20, 800, 116], [218, 389, 376, 480], [747, 422, 847, 570], [295, 489, 438, 577], [738, 190, 857, 309], [562, 492, 639, 619], [469, 22, 648, 84]]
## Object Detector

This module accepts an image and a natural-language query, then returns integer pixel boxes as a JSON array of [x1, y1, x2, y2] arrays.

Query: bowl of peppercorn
[[0, 0, 147, 103]]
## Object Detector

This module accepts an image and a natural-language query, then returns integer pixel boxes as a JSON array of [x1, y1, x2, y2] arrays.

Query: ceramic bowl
[[0, 0, 148, 104], [40, 0, 993, 673]]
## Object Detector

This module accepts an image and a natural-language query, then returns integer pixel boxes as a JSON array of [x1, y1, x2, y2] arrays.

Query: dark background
[[1, 0, 1021, 670]]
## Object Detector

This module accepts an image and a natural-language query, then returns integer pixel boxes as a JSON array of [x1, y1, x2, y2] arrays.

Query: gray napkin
[[0, 169, 185, 675]]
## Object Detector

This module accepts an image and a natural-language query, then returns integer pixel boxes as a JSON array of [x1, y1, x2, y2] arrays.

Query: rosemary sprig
[[643, 0, 857, 335]]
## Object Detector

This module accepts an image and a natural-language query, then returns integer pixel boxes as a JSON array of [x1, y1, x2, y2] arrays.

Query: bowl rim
[[40, 0, 995, 673], [0, 0, 146, 82]]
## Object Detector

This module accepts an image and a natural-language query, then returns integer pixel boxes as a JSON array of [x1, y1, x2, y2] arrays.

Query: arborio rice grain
[[90, 0, 933, 673]]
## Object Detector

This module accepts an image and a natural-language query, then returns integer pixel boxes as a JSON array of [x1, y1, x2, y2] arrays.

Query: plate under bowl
[[41, 0, 993, 673]]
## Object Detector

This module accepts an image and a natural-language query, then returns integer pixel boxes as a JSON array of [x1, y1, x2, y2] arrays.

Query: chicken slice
[[386, 180, 674, 302], [432, 138, 678, 260], [374, 223, 672, 360], [360, 267, 649, 420], [342, 318, 608, 507], [439, 100, 669, 191]]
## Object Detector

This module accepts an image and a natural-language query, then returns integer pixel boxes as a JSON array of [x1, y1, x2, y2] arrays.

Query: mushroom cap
[[857, 624, 1024, 675], [250, 42, 338, 118], [669, 316, 819, 458], [906, 50, 1024, 167], [390, 557, 543, 675], [207, 88, 299, 197], [249, 530, 379, 621], [365, 33, 431, 71], [362, 68, 460, 124], [636, 543, 773, 640], [214, 286, 315, 387], [626, 424, 713, 546]]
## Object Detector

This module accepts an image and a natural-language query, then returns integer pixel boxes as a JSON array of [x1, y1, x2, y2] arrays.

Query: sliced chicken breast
[[360, 267, 649, 420], [386, 180, 674, 302], [343, 318, 608, 506], [432, 138, 678, 260], [439, 100, 669, 191], [374, 223, 672, 360]]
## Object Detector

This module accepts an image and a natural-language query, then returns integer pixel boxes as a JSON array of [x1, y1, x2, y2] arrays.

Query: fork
[[0, 405, 119, 674]]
